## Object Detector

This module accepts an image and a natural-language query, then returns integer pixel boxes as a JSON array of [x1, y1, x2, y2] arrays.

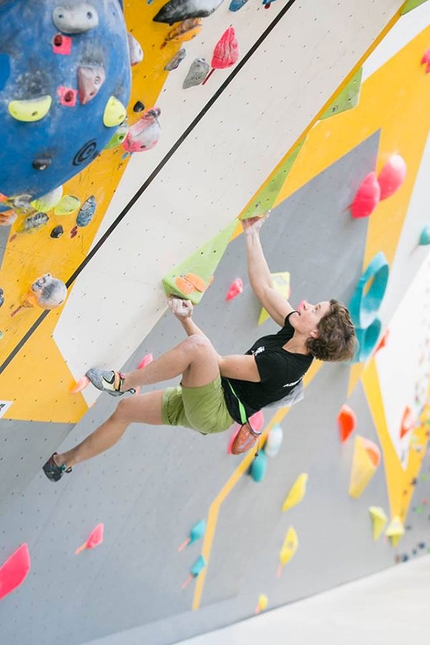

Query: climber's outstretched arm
[[242, 214, 294, 326]]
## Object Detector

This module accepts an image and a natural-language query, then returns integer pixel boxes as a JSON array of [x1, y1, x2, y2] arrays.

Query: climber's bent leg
[[87, 334, 221, 394]]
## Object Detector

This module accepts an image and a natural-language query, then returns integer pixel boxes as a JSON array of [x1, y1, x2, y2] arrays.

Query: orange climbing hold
[[337, 404, 357, 443], [71, 376, 90, 393], [350, 172, 380, 219], [400, 406, 415, 439]]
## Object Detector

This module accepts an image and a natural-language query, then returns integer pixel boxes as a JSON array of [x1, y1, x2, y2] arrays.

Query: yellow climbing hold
[[277, 527, 298, 576], [8, 95, 52, 122], [31, 186, 63, 212], [281, 473, 308, 512], [54, 195, 81, 215], [385, 516, 405, 547], [348, 435, 380, 499], [369, 506, 388, 541], [103, 96, 127, 128], [255, 594, 268, 614], [259, 272, 290, 325]]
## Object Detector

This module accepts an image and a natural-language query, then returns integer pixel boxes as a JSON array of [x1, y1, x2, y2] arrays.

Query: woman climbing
[[43, 213, 356, 481]]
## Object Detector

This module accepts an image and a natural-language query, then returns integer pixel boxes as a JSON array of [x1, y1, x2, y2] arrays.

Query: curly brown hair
[[306, 299, 356, 362]]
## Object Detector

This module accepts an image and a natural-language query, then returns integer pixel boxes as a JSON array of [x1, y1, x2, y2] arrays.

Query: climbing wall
[[1, 1, 430, 644]]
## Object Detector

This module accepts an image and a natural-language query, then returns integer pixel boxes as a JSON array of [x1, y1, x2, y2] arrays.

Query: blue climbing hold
[[419, 225, 430, 246], [229, 0, 249, 11], [250, 451, 267, 483], [76, 195, 96, 227], [349, 252, 389, 329]]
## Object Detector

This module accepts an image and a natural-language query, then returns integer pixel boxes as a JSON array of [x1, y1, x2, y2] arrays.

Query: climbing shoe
[[85, 368, 135, 396], [43, 453, 72, 482]]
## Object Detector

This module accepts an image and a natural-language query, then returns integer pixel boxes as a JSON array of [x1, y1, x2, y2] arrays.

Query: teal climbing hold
[[190, 555, 207, 577], [320, 68, 363, 120], [401, 0, 429, 14], [52, 3, 99, 34], [178, 519, 206, 551], [419, 226, 430, 246], [353, 318, 381, 363], [250, 451, 267, 483], [349, 252, 389, 329]]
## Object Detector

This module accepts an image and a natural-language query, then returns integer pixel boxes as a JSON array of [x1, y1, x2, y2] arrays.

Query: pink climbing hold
[[226, 278, 243, 301], [57, 86, 78, 107], [421, 48, 430, 73], [350, 172, 381, 219], [378, 155, 407, 200], [123, 108, 161, 153], [202, 27, 239, 85], [52, 33, 72, 55], [75, 523, 104, 555], [0, 544, 31, 601], [70, 376, 90, 394], [138, 353, 154, 370], [249, 409, 264, 433]]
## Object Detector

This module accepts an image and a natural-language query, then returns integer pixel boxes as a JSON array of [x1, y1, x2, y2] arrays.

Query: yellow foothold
[[103, 96, 127, 128], [385, 516, 405, 547], [8, 95, 52, 122], [277, 527, 298, 577], [255, 594, 268, 614], [369, 506, 388, 541], [281, 473, 308, 512], [54, 195, 81, 215], [31, 186, 63, 212]]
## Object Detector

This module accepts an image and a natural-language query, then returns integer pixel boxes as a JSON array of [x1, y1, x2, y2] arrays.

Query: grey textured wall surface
[[1, 132, 429, 645]]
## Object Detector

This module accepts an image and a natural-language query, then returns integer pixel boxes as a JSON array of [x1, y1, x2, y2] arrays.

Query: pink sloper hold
[[123, 108, 161, 153], [0, 544, 31, 601], [226, 277, 243, 301], [350, 172, 380, 219], [203, 27, 239, 84], [377, 155, 407, 200], [75, 523, 104, 555]]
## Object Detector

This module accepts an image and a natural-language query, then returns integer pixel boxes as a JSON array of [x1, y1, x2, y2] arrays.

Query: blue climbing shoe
[[43, 453, 72, 482], [85, 368, 135, 396]]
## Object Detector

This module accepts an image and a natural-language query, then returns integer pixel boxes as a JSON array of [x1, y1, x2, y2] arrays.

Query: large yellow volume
[[349, 436, 381, 498]]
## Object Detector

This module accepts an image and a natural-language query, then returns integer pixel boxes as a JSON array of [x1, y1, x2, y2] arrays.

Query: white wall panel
[[53, 0, 404, 403]]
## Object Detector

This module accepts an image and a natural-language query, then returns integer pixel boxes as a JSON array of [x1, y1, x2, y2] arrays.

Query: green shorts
[[161, 376, 234, 435]]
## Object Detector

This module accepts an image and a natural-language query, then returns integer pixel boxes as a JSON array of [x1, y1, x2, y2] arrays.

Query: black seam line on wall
[[0, 0, 297, 375]]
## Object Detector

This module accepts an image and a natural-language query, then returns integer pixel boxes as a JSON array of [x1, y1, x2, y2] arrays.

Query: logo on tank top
[[252, 346, 265, 356]]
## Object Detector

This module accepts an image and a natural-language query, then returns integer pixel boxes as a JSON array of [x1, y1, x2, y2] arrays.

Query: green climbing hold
[[162, 219, 237, 304], [240, 139, 305, 220], [320, 68, 363, 120], [103, 96, 127, 128], [8, 95, 52, 122], [105, 122, 129, 149], [401, 0, 429, 14]]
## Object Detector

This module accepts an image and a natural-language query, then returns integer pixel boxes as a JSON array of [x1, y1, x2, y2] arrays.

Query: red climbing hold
[[375, 328, 389, 353], [337, 404, 356, 443], [421, 48, 430, 73], [138, 353, 153, 369], [0, 544, 30, 601], [350, 172, 380, 219], [202, 27, 239, 84], [75, 523, 104, 555], [378, 155, 407, 200], [226, 278, 243, 301]]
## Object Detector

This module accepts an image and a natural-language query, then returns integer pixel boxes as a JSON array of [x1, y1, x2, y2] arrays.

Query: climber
[[43, 213, 356, 481]]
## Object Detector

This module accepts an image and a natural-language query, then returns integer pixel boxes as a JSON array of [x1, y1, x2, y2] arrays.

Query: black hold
[[50, 225, 64, 238], [0, 288, 4, 307], [419, 542, 426, 549], [133, 100, 145, 112], [405, 525, 412, 531], [410, 477, 418, 486], [401, 554, 409, 562], [153, 0, 224, 25], [32, 157, 52, 171], [412, 549, 417, 555]]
